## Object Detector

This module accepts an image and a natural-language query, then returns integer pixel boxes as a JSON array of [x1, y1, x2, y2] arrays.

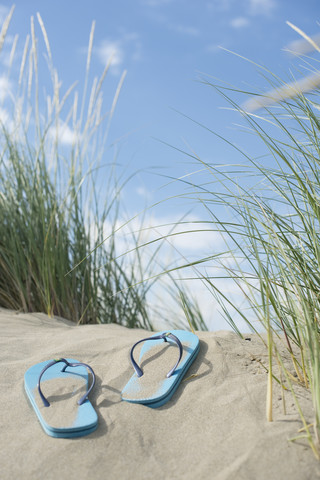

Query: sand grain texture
[[1, 309, 319, 480]]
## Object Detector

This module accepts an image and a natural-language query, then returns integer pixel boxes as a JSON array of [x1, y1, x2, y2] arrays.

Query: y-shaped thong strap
[[37, 358, 96, 407], [130, 332, 183, 378]]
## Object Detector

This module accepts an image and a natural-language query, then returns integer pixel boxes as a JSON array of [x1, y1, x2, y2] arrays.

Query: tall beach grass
[[161, 40, 320, 455], [0, 9, 204, 330], [0, 8, 158, 327]]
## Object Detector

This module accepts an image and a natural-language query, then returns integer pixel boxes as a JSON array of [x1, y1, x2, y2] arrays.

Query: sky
[[0, 0, 320, 329], [0, 1, 319, 183]]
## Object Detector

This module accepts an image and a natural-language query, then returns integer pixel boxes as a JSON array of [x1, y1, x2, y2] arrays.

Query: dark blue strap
[[37, 358, 96, 407], [130, 332, 183, 378]]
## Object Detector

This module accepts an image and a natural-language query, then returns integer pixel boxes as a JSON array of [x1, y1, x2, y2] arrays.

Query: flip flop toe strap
[[37, 358, 96, 407], [130, 332, 183, 378]]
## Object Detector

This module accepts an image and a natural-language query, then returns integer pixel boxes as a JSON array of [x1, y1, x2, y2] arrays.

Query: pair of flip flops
[[24, 330, 199, 438]]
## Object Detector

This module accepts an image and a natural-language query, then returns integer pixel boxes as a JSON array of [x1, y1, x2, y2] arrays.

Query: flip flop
[[24, 358, 98, 438], [121, 330, 200, 408]]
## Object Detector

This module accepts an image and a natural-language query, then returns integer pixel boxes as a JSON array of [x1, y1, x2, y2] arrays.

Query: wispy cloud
[[136, 186, 153, 201], [0, 76, 14, 130], [284, 22, 320, 56], [207, 0, 276, 17], [206, 0, 276, 54], [248, 0, 276, 16], [147, 13, 201, 38], [0, 106, 10, 125], [285, 33, 320, 56], [91, 211, 246, 330], [230, 17, 250, 28], [0, 76, 12, 102], [206, 43, 223, 54], [94, 33, 141, 74], [48, 120, 77, 146], [95, 40, 124, 75], [168, 23, 200, 37], [134, 213, 224, 254], [242, 71, 320, 112]]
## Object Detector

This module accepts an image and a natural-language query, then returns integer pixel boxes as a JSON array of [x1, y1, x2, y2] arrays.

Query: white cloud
[[248, 0, 276, 16], [95, 40, 124, 74], [285, 32, 320, 56], [242, 72, 320, 112], [0, 76, 12, 102], [136, 186, 153, 201], [230, 17, 250, 28], [48, 120, 77, 146], [0, 106, 10, 124], [94, 33, 141, 74], [87, 210, 256, 331], [156, 220, 223, 253], [92, 212, 225, 269], [121, 213, 225, 256]]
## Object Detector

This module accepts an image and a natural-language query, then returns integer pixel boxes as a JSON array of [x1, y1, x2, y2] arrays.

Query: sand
[[1, 308, 320, 480]]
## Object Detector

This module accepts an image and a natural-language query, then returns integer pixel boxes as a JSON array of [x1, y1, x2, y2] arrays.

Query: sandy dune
[[1, 309, 319, 479]]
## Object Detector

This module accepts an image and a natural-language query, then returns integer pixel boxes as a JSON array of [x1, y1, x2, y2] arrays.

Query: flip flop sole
[[121, 330, 200, 407], [24, 359, 98, 438]]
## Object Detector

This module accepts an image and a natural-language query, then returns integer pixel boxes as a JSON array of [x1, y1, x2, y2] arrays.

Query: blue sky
[[1, 0, 319, 193], [0, 1, 320, 328]]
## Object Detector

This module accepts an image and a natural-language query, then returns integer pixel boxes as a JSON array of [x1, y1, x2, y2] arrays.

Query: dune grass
[[0, 131, 154, 328], [0, 8, 158, 328], [171, 66, 320, 455], [0, 9, 205, 330]]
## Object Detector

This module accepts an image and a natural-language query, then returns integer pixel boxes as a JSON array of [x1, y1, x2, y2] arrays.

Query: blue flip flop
[[121, 330, 200, 408], [24, 358, 98, 438]]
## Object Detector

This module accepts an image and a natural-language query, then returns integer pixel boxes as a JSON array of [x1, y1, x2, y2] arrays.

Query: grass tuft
[[0, 10, 155, 328], [165, 29, 320, 455]]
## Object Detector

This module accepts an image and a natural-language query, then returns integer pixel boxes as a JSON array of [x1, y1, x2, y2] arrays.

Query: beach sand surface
[[1, 308, 320, 480]]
